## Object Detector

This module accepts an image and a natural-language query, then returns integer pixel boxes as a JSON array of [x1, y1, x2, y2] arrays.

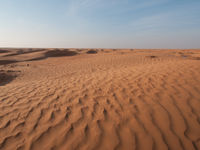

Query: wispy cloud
[[113, 0, 200, 36], [65, 0, 100, 16], [63, 0, 172, 31], [65, 0, 170, 17]]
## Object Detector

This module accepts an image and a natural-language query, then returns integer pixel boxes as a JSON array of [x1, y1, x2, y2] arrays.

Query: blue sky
[[0, 0, 200, 48]]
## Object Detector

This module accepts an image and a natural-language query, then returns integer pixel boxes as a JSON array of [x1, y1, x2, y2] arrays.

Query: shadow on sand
[[0, 71, 17, 86], [3, 49, 46, 57], [0, 49, 10, 53], [86, 50, 98, 54], [0, 60, 19, 65], [27, 49, 78, 61]]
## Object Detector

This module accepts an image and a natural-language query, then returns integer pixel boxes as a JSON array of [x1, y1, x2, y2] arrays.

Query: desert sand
[[0, 48, 200, 150]]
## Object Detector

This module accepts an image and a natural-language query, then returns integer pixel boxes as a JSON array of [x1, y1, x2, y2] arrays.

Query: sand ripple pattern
[[0, 50, 200, 150]]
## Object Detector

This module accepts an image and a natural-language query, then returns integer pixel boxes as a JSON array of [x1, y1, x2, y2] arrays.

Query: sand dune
[[0, 49, 200, 150]]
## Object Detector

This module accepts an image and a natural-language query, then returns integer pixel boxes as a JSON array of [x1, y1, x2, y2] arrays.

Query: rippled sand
[[0, 48, 200, 150]]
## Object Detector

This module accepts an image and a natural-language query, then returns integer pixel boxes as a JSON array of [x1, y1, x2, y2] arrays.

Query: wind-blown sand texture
[[0, 48, 200, 150]]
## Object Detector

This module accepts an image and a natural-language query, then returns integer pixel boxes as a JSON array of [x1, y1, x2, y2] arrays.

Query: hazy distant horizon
[[1, 47, 200, 50], [1, 0, 200, 49]]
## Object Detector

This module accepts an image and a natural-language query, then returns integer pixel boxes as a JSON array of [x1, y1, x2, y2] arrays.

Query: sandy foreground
[[0, 48, 200, 150]]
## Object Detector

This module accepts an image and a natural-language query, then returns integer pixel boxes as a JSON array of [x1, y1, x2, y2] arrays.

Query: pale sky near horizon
[[0, 0, 200, 49]]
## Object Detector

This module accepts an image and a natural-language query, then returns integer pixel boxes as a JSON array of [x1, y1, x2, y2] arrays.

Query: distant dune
[[0, 48, 200, 150]]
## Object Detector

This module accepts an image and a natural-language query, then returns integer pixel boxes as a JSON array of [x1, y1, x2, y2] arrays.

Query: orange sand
[[0, 48, 200, 150]]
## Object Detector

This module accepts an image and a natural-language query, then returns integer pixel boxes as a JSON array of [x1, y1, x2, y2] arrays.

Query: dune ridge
[[0, 49, 200, 150]]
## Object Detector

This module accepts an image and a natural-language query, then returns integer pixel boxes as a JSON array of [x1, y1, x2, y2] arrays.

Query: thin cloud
[[65, 0, 100, 16]]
